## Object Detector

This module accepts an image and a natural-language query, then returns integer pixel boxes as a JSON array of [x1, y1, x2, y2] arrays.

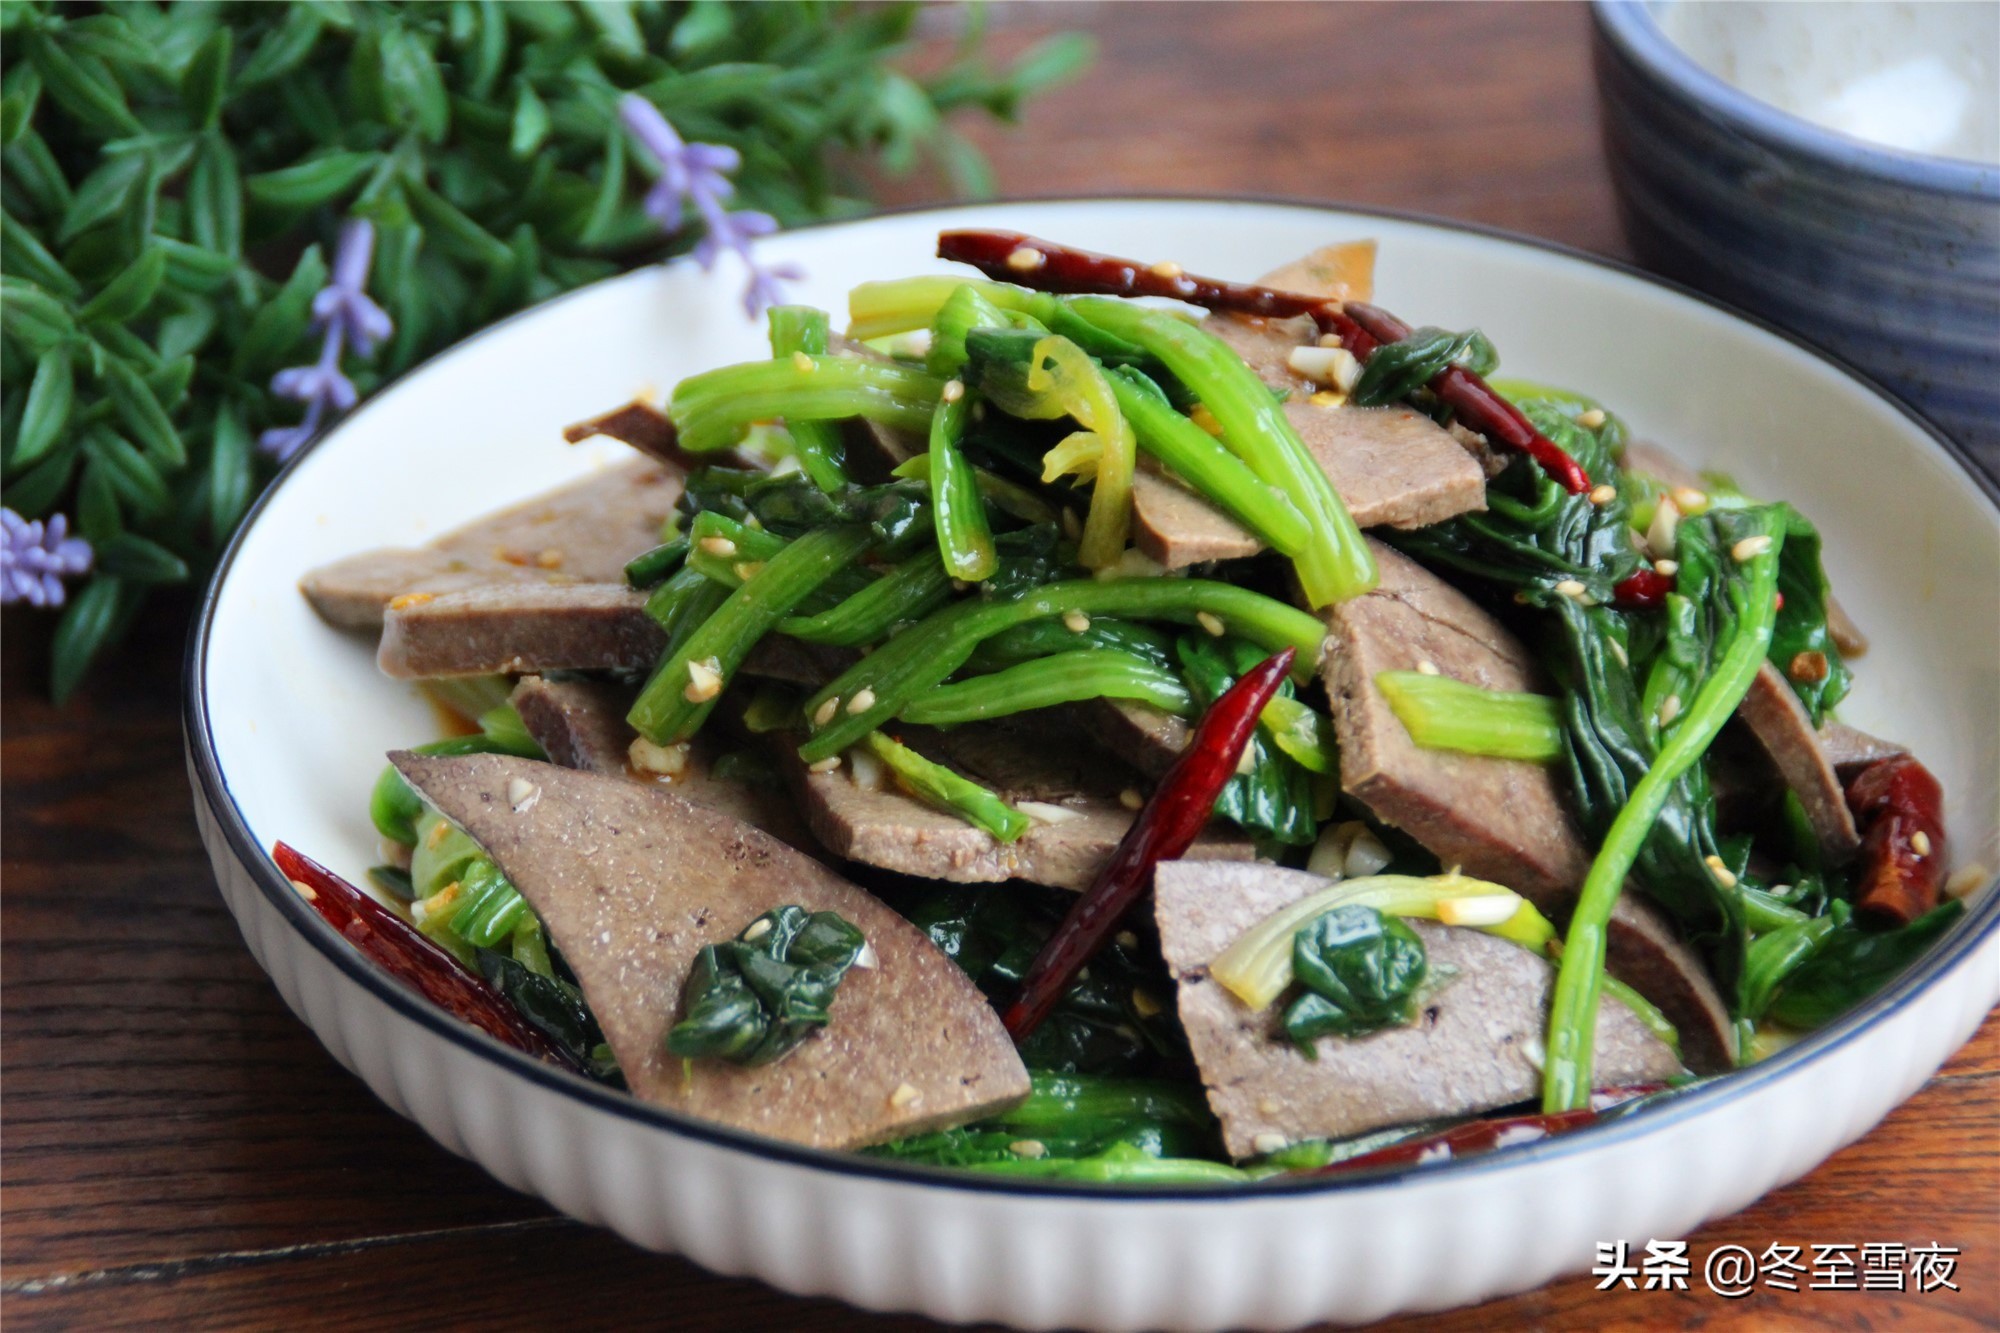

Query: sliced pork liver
[[394, 752, 1029, 1149], [1818, 722, 1907, 777], [1154, 861, 1681, 1157], [784, 719, 1255, 890], [509, 674, 820, 854], [1321, 538, 1736, 1071], [378, 584, 662, 678], [1738, 663, 1862, 864], [301, 460, 679, 631], [1129, 402, 1488, 570]]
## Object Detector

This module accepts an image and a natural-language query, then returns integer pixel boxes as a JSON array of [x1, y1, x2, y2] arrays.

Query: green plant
[[0, 0, 1090, 698]]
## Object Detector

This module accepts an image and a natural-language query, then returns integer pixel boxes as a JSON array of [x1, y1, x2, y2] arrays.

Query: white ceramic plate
[[187, 199, 2000, 1330]]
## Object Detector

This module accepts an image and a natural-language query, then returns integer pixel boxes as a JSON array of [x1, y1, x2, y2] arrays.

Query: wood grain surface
[[3, 4, 1994, 1329]]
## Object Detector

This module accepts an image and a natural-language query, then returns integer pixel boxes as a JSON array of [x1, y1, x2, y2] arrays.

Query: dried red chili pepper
[[935, 230, 1591, 494], [1845, 755, 1947, 926], [1613, 568, 1673, 610], [1307, 1083, 1671, 1175], [273, 842, 574, 1067], [1001, 647, 1297, 1040]]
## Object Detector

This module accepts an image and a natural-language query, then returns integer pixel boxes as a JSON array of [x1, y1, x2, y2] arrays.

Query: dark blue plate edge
[[182, 194, 2000, 1205]]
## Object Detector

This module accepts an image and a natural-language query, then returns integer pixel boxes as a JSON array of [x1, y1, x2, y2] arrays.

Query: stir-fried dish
[[285, 230, 1971, 1182]]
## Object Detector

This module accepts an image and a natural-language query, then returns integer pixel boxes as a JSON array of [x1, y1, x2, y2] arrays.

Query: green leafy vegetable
[[1769, 902, 1965, 1030], [665, 906, 868, 1066], [1281, 905, 1428, 1048]]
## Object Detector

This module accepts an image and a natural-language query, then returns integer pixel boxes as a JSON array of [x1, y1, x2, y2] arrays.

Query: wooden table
[[4, 4, 1993, 1329]]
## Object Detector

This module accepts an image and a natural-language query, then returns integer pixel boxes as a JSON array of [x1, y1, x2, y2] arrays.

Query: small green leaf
[[0, 206, 82, 296], [187, 135, 242, 257], [4, 440, 79, 512], [3, 127, 74, 217], [102, 356, 186, 469], [78, 245, 167, 325], [405, 178, 512, 270], [245, 151, 378, 212], [95, 531, 191, 585], [670, 0, 734, 56], [509, 80, 550, 157], [236, 5, 323, 86], [156, 303, 218, 363], [180, 26, 232, 128], [379, 26, 451, 143], [148, 355, 196, 411], [28, 33, 144, 137], [51, 576, 130, 704], [11, 344, 74, 470], [0, 277, 77, 355], [57, 150, 148, 244], [77, 460, 124, 542], [577, 122, 626, 246], [464, 0, 509, 101], [207, 402, 254, 541], [83, 428, 170, 516], [155, 236, 239, 296], [232, 243, 326, 378]]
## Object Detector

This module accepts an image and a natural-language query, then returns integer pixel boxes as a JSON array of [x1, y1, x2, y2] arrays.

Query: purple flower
[[619, 95, 802, 317], [2, 509, 93, 608], [261, 219, 392, 463]]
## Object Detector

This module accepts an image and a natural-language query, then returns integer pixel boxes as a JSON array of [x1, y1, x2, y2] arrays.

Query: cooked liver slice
[[378, 583, 662, 678], [1072, 699, 1191, 778], [1154, 861, 1682, 1157], [1129, 401, 1488, 570], [301, 460, 679, 631], [1738, 663, 1862, 864], [509, 674, 821, 854], [1321, 538, 1736, 1071], [784, 720, 1255, 890], [1818, 722, 1907, 777], [394, 753, 1030, 1150]]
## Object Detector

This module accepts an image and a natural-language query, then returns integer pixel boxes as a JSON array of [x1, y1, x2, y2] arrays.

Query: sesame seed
[[1309, 390, 1347, 408], [732, 561, 764, 581], [535, 548, 564, 569], [1005, 247, 1046, 272], [791, 351, 816, 373], [1131, 989, 1163, 1019], [683, 656, 724, 703], [1577, 408, 1607, 428], [1251, 1132, 1290, 1156], [1197, 610, 1226, 637], [1608, 637, 1629, 667], [1554, 579, 1587, 600], [1119, 787, 1144, 811], [290, 879, 318, 902], [388, 592, 434, 611], [742, 917, 773, 941], [1788, 650, 1829, 683], [888, 1082, 922, 1107], [1653, 559, 1679, 576], [1589, 484, 1618, 505], [628, 737, 690, 776], [1115, 930, 1140, 949], [808, 755, 843, 774], [1732, 535, 1773, 562], [1945, 863, 1989, 898], [1911, 830, 1932, 857], [1008, 1139, 1048, 1159], [1672, 486, 1709, 513], [507, 777, 541, 813], [1658, 693, 1681, 726], [1062, 609, 1091, 634], [1437, 894, 1522, 927], [941, 379, 965, 403], [1316, 332, 1344, 348], [1148, 260, 1184, 280], [1704, 854, 1738, 888], [847, 688, 877, 714], [813, 697, 841, 727], [1415, 660, 1441, 676], [698, 535, 737, 557]]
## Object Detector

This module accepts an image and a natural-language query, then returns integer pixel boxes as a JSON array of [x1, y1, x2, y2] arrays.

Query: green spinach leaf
[[666, 906, 867, 1066], [1281, 904, 1428, 1048]]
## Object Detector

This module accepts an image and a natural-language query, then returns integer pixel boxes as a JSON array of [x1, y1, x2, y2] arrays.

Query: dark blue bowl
[[1592, 1, 2000, 467]]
